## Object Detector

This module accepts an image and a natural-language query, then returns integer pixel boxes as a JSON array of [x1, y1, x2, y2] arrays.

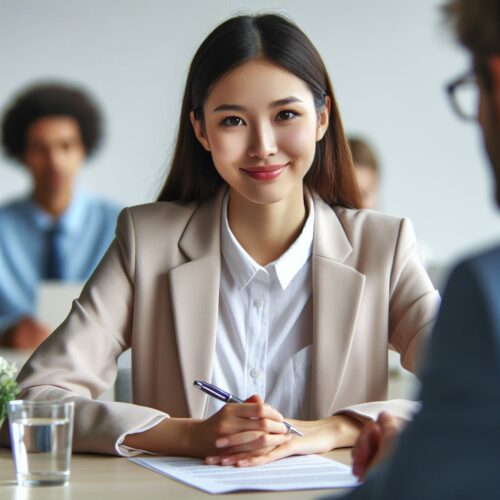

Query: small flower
[[0, 357, 19, 424]]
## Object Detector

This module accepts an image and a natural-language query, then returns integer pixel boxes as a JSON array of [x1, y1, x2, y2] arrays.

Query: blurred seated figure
[[348, 136, 380, 210], [0, 82, 121, 349], [349, 135, 434, 271]]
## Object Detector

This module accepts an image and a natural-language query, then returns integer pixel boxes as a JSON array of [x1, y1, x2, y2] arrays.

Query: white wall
[[0, 0, 498, 264]]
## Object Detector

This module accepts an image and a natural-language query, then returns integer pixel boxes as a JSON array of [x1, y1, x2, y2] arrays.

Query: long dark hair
[[158, 14, 360, 209]]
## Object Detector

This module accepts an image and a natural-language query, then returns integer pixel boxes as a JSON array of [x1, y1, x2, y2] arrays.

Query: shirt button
[[250, 368, 261, 379], [253, 298, 264, 308]]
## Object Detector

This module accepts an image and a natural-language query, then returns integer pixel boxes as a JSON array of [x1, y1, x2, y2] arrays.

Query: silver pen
[[193, 380, 303, 436]]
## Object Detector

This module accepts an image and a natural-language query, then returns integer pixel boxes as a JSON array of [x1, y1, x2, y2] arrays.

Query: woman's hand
[[191, 395, 291, 462], [123, 395, 289, 458], [351, 411, 406, 479], [199, 395, 291, 464], [210, 413, 363, 467]]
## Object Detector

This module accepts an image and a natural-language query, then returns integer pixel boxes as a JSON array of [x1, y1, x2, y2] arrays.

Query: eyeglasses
[[446, 70, 478, 121]]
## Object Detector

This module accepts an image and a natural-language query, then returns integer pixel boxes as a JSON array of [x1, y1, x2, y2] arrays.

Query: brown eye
[[276, 110, 298, 122], [221, 116, 245, 127]]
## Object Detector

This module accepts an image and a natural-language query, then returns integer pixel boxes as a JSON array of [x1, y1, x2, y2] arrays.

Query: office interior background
[[1, 0, 498, 267]]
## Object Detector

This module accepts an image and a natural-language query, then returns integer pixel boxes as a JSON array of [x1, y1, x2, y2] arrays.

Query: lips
[[241, 164, 288, 181]]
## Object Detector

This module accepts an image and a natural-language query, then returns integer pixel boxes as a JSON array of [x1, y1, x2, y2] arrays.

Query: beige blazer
[[9, 191, 439, 455]]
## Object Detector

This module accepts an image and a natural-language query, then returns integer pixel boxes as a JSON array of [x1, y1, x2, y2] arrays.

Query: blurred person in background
[[348, 136, 380, 210], [349, 134, 433, 269], [0, 82, 121, 349], [334, 0, 500, 498]]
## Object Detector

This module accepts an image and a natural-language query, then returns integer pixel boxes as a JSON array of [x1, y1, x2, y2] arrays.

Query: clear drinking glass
[[8, 400, 74, 487]]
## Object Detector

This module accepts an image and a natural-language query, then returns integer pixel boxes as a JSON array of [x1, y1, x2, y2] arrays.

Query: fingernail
[[221, 457, 235, 465], [237, 460, 249, 466], [216, 438, 229, 448], [206, 456, 219, 464]]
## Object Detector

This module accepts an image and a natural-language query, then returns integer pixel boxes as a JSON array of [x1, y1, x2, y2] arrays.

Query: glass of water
[[8, 400, 74, 487]]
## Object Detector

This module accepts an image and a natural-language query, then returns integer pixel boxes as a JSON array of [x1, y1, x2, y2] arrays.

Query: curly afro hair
[[1, 82, 103, 161]]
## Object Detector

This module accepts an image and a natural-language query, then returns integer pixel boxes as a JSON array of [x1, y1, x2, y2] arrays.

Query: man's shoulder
[[466, 244, 500, 271], [437, 244, 500, 339], [0, 196, 31, 222], [450, 244, 500, 291], [81, 192, 122, 218]]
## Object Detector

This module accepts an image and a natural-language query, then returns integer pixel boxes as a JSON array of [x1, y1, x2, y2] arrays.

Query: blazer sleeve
[[337, 218, 440, 422], [0, 208, 168, 456]]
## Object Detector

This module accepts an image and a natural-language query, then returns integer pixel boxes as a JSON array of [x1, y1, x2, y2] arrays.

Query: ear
[[316, 95, 330, 141], [488, 56, 500, 119], [189, 111, 211, 152]]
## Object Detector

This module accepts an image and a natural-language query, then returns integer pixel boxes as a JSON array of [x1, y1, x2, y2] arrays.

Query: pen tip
[[193, 380, 202, 386]]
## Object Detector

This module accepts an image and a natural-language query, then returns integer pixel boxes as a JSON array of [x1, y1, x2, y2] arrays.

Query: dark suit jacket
[[337, 245, 500, 500]]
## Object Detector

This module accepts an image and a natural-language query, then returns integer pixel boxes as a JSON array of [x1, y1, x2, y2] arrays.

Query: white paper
[[130, 454, 358, 494]]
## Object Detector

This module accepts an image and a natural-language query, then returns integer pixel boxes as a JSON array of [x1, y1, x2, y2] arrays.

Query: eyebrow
[[212, 96, 303, 112]]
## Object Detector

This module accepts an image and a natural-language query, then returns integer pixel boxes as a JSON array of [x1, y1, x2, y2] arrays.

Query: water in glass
[[11, 416, 72, 486]]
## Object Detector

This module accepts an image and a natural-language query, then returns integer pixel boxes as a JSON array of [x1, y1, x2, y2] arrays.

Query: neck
[[33, 186, 73, 217], [227, 186, 307, 266]]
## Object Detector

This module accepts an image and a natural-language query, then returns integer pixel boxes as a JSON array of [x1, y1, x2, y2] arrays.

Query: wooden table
[[0, 448, 353, 499]]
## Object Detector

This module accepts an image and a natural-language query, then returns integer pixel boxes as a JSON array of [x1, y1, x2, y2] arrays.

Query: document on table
[[130, 454, 358, 494]]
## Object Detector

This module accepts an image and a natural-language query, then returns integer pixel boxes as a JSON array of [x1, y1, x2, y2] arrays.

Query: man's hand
[[351, 411, 406, 479], [1, 317, 51, 349]]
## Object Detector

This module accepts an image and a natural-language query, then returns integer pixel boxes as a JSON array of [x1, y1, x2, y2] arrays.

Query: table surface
[[0, 448, 353, 499]]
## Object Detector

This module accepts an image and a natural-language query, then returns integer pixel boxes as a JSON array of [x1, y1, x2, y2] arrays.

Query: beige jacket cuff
[[116, 414, 168, 457], [335, 399, 421, 424]]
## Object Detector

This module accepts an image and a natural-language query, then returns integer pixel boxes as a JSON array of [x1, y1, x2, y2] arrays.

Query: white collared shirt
[[204, 193, 314, 420]]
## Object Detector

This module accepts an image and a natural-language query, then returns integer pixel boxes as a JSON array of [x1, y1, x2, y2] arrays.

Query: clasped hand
[[193, 395, 362, 467], [194, 395, 291, 467]]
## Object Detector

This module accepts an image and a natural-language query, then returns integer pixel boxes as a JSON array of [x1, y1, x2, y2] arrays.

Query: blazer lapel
[[168, 191, 224, 418], [310, 197, 366, 419]]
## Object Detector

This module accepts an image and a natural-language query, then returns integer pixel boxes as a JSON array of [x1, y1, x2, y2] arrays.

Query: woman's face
[[191, 59, 329, 207]]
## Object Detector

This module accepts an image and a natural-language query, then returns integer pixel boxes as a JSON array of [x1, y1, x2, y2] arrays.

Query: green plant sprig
[[0, 358, 19, 423]]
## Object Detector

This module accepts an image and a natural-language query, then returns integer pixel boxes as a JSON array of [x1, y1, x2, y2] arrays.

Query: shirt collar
[[220, 191, 314, 292], [29, 188, 89, 234]]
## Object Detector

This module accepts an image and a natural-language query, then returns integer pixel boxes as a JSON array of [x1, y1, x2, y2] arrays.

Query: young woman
[[10, 14, 439, 466]]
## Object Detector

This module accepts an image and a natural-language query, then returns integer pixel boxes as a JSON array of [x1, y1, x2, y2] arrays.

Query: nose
[[46, 147, 66, 171], [247, 122, 278, 159]]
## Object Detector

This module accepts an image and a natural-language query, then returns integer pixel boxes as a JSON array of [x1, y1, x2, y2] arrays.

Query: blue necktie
[[45, 221, 65, 280]]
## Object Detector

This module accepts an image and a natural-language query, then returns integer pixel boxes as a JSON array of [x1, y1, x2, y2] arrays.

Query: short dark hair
[[348, 136, 380, 176], [158, 14, 360, 209], [1, 82, 103, 161], [444, 0, 500, 56]]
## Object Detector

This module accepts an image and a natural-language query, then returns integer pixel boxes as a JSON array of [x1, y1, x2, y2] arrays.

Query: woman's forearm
[[122, 398, 288, 458], [123, 417, 203, 456], [287, 414, 364, 451]]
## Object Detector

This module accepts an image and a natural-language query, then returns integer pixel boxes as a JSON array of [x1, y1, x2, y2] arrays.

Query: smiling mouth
[[241, 163, 288, 181]]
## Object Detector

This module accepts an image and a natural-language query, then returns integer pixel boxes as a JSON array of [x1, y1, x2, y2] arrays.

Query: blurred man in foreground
[[335, 1, 500, 499], [0, 83, 120, 349]]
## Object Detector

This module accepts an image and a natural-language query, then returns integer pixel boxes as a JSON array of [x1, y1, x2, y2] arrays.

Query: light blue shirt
[[0, 189, 121, 334]]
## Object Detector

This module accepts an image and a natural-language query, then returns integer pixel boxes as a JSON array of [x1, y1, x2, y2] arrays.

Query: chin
[[241, 184, 301, 206]]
